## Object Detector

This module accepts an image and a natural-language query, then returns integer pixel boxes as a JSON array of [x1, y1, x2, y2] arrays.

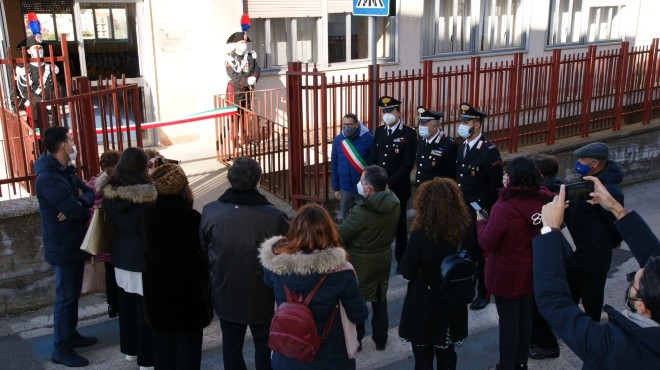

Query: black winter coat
[[564, 161, 624, 272], [142, 195, 213, 333], [99, 173, 157, 272], [399, 230, 468, 345], [200, 189, 289, 324], [34, 152, 94, 266]]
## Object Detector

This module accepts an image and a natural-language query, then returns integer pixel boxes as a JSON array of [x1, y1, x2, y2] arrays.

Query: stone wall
[[0, 198, 54, 316]]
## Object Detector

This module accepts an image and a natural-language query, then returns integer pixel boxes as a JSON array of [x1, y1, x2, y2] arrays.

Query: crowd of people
[[34, 92, 660, 370]]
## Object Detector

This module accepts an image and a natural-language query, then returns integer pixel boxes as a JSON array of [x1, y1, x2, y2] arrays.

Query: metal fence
[[222, 39, 659, 208]]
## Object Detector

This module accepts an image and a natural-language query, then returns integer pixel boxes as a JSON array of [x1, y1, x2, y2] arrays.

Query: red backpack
[[268, 274, 338, 363]]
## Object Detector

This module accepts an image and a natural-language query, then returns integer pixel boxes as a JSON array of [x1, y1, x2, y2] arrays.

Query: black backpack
[[420, 250, 477, 306]]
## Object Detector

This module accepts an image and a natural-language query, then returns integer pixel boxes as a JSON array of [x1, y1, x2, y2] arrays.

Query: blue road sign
[[353, 0, 390, 17]]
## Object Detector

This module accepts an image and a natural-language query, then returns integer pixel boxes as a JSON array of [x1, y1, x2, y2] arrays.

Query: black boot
[[51, 347, 89, 367]]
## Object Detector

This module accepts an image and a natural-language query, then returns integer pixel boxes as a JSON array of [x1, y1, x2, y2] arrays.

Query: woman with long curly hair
[[259, 204, 368, 370], [399, 177, 472, 370]]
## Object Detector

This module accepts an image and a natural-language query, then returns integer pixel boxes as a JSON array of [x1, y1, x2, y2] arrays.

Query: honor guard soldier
[[369, 96, 417, 272], [415, 106, 457, 185], [455, 102, 504, 310]]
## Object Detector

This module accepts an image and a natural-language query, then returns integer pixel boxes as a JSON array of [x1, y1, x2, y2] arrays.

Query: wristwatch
[[540, 226, 558, 234]]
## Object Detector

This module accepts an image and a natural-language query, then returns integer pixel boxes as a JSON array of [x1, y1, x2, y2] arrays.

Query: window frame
[[252, 17, 323, 70], [79, 3, 130, 42], [327, 12, 397, 66], [422, 0, 529, 59], [547, 0, 625, 47]]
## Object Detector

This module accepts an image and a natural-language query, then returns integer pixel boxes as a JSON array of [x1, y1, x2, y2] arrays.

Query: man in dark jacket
[[369, 96, 417, 271], [200, 157, 289, 370], [414, 106, 457, 185], [533, 178, 660, 370], [34, 126, 96, 367], [455, 102, 504, 310], [331, 113, 373, 221], [564, 142, 624, 322]]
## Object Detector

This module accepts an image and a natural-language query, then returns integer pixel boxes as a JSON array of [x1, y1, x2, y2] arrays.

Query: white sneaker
[[125, 355, 137, 361]]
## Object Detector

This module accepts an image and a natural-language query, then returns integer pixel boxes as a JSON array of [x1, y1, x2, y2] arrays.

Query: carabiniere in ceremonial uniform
[[415, 106, 457, 185]]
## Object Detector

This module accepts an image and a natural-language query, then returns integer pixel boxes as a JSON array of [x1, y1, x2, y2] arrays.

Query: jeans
[[219, 319, 272, 370], [52, 262, 84, 348]]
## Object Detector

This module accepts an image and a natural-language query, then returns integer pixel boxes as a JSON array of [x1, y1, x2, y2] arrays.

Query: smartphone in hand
[[565, 181, 595, 203], [470, 201, 489, 220]]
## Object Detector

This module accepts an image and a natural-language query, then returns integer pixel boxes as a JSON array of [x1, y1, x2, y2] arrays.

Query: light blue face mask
[[457, 124, 471, 139], [418, 126, 430, 138]]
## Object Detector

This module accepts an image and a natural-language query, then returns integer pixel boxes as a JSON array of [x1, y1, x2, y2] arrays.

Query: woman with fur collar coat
[[259, 204, 369, 370], [99, 147, 157, 369]]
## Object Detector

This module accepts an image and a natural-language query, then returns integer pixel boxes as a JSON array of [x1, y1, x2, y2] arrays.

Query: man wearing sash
[[331, 113, 373, 221]]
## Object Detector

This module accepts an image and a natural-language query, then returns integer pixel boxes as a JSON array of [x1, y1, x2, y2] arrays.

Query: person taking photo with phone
[[533, 178, 660, 369], [564, 142, 624, 322]]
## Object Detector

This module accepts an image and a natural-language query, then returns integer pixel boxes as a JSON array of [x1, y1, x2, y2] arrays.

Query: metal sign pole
[[371, 15, 377, 134]]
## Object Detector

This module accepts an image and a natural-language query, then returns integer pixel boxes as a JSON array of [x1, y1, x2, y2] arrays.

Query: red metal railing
[[223, 40, 660, 208]]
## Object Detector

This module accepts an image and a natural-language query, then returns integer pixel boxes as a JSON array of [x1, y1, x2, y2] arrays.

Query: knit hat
[[151, 164, 188, 195]]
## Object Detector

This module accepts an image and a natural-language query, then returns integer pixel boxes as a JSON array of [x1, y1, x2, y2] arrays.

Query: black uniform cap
[[16, 34, 43, 50], [417, 106, 444, 123], [377, 96, 401, 109], [459, 102, 487, 120], [226, 31, 251, 44]]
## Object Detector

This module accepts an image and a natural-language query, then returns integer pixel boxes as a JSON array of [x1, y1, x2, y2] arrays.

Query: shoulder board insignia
[[476, 141, 483, 149]]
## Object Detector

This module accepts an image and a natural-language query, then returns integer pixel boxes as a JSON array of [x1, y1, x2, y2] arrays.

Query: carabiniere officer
[[415, 106, 458, 185], [455, 102, 504, 311], [369, 96, 417, 272]]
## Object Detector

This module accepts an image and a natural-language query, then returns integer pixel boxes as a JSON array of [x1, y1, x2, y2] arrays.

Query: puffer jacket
[[260, 237, 368, 370], [331, 122, 373, 193], [34, 152, 94, 266], [477, 186, 555, 298], [338, 189, 400, 301], [98, 172, 157, 272]]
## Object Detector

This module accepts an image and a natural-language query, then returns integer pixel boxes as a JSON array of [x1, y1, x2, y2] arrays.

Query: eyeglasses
[[625, 282, 643, 312]]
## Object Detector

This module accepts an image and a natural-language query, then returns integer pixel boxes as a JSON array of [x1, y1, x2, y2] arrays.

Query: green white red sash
[[340, 138, 367, 174]]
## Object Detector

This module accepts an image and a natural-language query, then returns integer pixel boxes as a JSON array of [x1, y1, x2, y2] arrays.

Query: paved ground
[[1, 140, 659, 370]]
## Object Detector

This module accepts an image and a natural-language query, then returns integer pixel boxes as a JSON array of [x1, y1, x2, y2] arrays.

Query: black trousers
[[494, 294, 532, 369], [412, 344, 457, 370], [117, 287, 153, 367], [356, 286, 388, 346], [152, 328, 203, 370], [219, 319, 271, 370], [462, 209, 487, 298], [104, 261, 118, 309], [394, 193, 410, 265], [566, 266, 608, 322], [530, 295, 558, 350]]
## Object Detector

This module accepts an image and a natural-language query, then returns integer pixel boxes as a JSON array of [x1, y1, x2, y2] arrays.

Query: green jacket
[[339, 189, 400, 301]]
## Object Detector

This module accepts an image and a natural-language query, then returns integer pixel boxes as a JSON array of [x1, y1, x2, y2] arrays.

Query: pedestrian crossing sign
[[353, 0, 393, 17]]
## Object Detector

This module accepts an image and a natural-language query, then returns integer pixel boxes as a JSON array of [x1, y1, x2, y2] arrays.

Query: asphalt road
[[2, 143, 658, 370]]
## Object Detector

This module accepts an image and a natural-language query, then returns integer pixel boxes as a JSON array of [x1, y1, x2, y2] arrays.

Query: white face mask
[[457, 124, 472, 139], [383, 113, 397, 126], [418, 126, 430, 138], [69, 145, 78, 162], [236, 42, 248, 54], [357, 180, 365, 197]]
